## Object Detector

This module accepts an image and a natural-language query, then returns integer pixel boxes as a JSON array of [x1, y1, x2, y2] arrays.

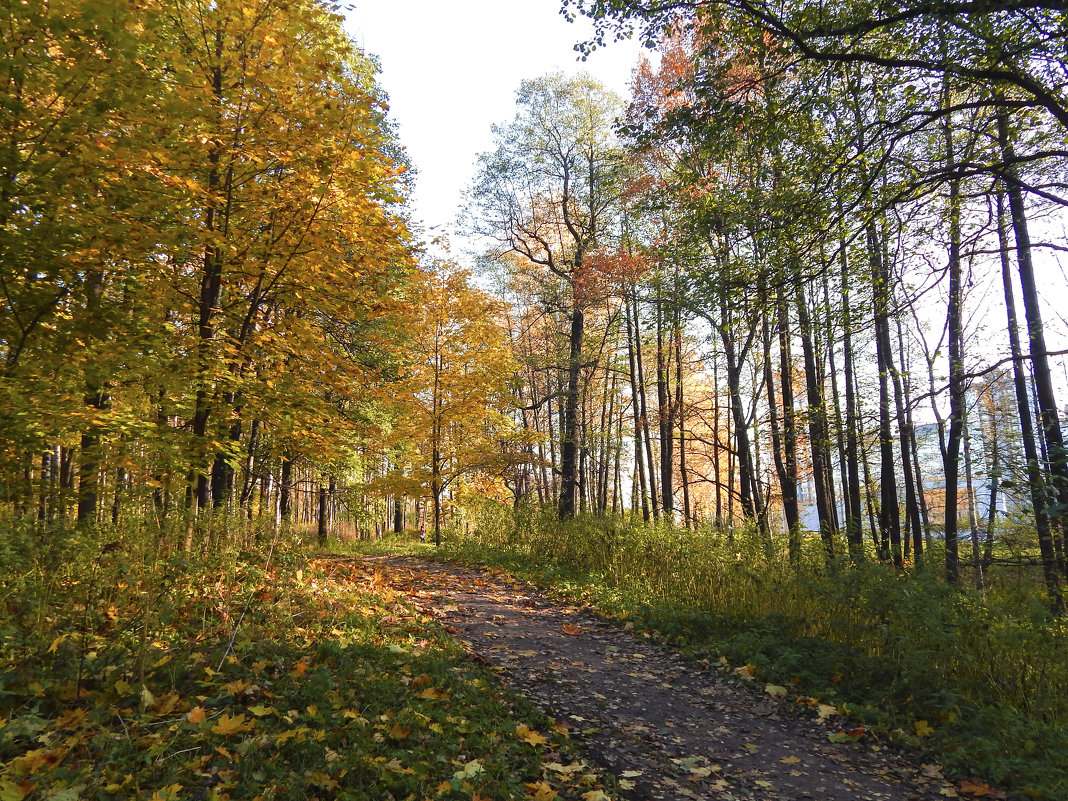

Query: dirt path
[[361, 555, 962, 801]]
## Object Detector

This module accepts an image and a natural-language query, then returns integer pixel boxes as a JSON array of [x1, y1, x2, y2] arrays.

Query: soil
[[359, 554, 970, 801]]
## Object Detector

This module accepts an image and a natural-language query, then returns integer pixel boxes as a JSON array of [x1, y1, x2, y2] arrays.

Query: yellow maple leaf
[[418, 687, 450, 700], [525, 781, 557, 801], [212, 713, 252, 736], [581, 791, 610, 801], [148, 784, 182, 801], [516, 723, 548, 746], [780, 756, 802, 764]]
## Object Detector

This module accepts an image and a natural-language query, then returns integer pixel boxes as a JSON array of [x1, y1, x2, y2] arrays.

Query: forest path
[[359, 555, 958, 801]]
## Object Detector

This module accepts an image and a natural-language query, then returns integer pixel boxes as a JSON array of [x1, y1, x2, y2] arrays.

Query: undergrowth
[[391, 506, 1068, 800], [0, 519, 612, 800]]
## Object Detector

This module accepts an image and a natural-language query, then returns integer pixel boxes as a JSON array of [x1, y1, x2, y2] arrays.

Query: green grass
[[0, 520, 614, 801], [365, 508, 1068, 800]]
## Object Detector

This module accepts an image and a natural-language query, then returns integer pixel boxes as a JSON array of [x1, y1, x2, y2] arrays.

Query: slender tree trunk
[[558, 295, 584, 519], [279, 453, 294, 524], [996, 188, 1061, 602], [656, 282, 674, 517], [868, 223, 903, 566], [942, 88, 964, 585], [676, 319, 691, 527], [997, 109, 1068, 584], [631, 290, 659, 518], [795, 278, 836, 561], [840, 242, 865, 563], [625, 291, 650, 522], [766, 295, 800, 560], [77, 389, 110, 527], [317, 480, 329, 547], [962, 420, 983, 588], [718, 302, 756, 522]]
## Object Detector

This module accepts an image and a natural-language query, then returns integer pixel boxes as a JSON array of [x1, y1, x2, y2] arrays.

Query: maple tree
[[0, 0, 414, 543], [381, 259, 533, 545]]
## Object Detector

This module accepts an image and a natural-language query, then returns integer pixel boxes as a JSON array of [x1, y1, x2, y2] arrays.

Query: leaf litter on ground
[[0, 551, 616, 800]]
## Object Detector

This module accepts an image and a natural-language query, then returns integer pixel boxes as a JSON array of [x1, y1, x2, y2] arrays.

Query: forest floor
[[358, 554, 995, 801]]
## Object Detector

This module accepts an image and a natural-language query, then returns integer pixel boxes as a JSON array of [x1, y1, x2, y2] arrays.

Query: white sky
[[345, 0, 647, 244]]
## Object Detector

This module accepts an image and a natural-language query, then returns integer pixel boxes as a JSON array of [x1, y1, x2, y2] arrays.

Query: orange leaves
[[561, 623, 582, 636], [958, 781, 1007, 799]]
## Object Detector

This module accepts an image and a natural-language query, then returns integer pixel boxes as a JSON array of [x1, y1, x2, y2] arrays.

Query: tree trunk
[[996, 188, 1061, 603], [997, 109, 1068, 584], [558, 298, 584, 518], [795, 278, 836, 562], [868, 223, 903, 566], [656, 283, 674, 517]]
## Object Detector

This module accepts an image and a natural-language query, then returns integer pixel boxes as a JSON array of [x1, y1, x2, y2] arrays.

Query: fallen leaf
[[562, 623, 582, 636], [764, 684, 788, 698], [525, 781, 557, 801], [516, 723, 548, 746], [385, 757, 415, 775], [828, 730, 862, 744], [817, 704, 837, 720], [734, 664, 756, 679], [958, 780, 1006, 799], [186, 707, 206, 724], [780, 756, 802, 764], [453, 759, 484, 780], [389, 723, 410, 739], [620, 771, 642, 778], [0, 780, 34, 801], [619, 779, 635, 790], [581, 792, 610, 801], [212, 713, 252, 736]]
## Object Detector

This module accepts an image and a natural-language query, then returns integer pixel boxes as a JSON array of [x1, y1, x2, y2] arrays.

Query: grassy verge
[[0, 523, 614, 801], [360, 512, 1068, 800]]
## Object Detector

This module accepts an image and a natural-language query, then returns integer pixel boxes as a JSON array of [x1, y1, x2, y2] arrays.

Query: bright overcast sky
[[345, 1, 647, 243]]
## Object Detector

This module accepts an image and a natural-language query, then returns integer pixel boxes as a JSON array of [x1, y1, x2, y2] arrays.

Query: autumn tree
[[469, 73, 624, 519], [382, 260, 531, 545]]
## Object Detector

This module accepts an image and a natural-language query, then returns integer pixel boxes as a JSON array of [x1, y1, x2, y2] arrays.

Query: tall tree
[[470, 73, 624, 519]]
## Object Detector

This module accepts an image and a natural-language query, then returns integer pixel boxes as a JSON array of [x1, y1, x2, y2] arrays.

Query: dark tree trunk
[[795, 278, 836, 562], [558, 298, 585, 519], [656, 284, 674, 516], [77, 389, 110, 527], [868, 223, 903, 566], [998, 110, 1068, 585], [279, 453, 294, 523], [996, 188, 1062, 603], [625, 290, 650, 522], [942, 103, 964, 585], [317, 481, 329, 547]]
